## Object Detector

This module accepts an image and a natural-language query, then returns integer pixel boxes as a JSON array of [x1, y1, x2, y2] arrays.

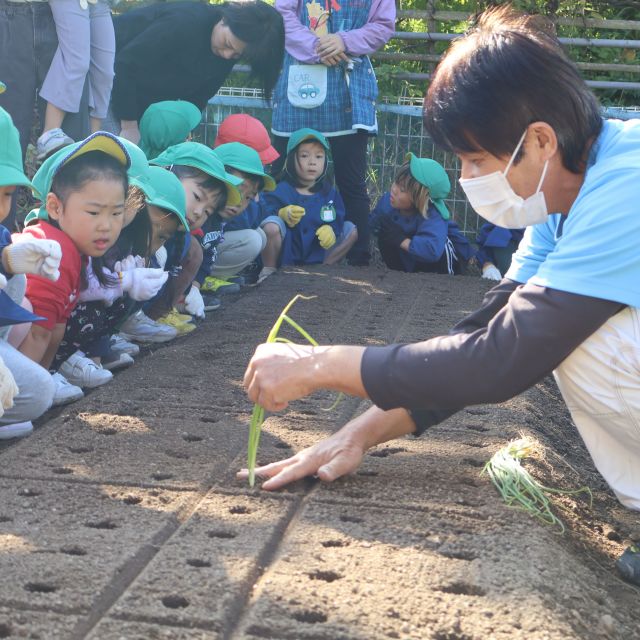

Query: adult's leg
[[329, 131, 371, 266], [377, 237, 407, 272], [0, 340, 54, 425], [554, 306, 640, 510], [87, 0, 115, 131], [211, 229, 266, 280], [270, 134, 289, 178], [41, 0, 91, 118]]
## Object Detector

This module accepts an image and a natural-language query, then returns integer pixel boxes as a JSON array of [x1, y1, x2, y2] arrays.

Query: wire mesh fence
[[199, 88, 640, 240]]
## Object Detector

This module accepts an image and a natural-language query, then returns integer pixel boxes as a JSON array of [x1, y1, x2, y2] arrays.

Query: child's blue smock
[[223, 197, 266, 232], [475, 223, 524, 267], [370, 193, 474, 272], [263, 180, 346, 265]]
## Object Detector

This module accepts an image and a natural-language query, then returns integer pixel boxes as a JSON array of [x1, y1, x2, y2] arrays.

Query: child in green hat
[[140, 142, 239, 323], [0, 106, 58, 438], [139, 100, 203, 161], [51, 155, 184, 381], [12, 132, 130, 405], [260, 128, 358, 282], [370, 154, 475, 274], [196, 141, 276, 307]]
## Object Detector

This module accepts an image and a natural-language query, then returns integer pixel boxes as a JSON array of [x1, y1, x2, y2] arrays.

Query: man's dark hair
[[423, 5, 602, 173], [220, 1, 285, 101]]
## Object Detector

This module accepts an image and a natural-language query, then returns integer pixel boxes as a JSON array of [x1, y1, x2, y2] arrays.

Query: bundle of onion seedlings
[[247, 295, 327, 488], [482, 437, 592, 533]]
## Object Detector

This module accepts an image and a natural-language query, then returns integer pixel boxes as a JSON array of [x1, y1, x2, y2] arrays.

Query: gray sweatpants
[[0, 340, 54, 426], [211, 229, 266, 280], [40, 0, 115, 119]]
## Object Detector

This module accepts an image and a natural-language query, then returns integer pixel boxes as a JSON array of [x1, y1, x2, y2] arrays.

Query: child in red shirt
[[15, 133, 130, 369]]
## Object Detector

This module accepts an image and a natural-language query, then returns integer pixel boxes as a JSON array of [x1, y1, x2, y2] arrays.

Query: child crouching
[[370, 154, 474, 274], [260, 129, 357, 283]]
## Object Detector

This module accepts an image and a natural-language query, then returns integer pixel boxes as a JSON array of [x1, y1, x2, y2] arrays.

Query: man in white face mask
[[239, 6, 640, 585]]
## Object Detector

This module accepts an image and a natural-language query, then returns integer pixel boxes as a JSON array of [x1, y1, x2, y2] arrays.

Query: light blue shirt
[[507, 118, 640, 308]]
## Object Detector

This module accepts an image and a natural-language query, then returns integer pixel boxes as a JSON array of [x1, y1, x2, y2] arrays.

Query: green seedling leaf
[[482, 437, 592, 534]]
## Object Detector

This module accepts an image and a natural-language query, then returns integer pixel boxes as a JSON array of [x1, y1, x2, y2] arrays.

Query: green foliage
[[380, 0, 640, 105]]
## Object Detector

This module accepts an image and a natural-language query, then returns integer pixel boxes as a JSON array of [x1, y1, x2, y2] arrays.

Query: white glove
[[5, 238, 62, 281], [121, 267, 168, 301], [155, 245, 168, 269], [0, 356, 19, 415], [79, 0, 88, 9], [0, 273, 7, 289], [114, 255, 145, 273], [482, 264, 502, 281], [184, 286, 205, 319]]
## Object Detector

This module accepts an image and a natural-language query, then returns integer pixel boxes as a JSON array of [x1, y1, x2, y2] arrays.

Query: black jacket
[[112, 2, 235, 121]]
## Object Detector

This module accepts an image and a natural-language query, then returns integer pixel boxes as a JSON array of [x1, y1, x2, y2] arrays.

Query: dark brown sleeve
[[361, 284, 625, 432]]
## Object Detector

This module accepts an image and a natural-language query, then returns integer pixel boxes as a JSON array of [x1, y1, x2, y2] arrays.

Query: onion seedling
[[247, 295, 339, 487], [482, 437, 592, 533]]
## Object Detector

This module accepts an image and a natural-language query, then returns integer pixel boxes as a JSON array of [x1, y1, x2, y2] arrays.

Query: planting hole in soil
[[85, 520, 117, 530], [52, 467, 73, 475], [229, 505, 250, 514], [122, 495, 142, 505], [60, 546, 87, 556], [0, 623, 11, 638], [208, 530, 237, 539], [292, 610, 327, 624], [186, 558, 212, 568], [182, 434, 203, 442], [161, 595, 190, 609], [436, 582, 486, 597], [24, 582, 57, 594], [151, 472, 174, 481], [308, 570, 342, 582]]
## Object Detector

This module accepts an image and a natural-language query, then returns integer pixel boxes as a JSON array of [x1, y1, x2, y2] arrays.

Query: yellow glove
[[278, 205, 306, 228], [316, 224, 336, 250], [0, 356, 18, 416]]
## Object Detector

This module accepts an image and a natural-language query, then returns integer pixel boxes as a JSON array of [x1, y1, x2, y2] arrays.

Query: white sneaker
[[0, 421, 33, 440], [51, 372, 84, 406], [119, 311, 178, 343], [111, 334, 140, 356], [58, 351, 113, 388], [36, 128, 74, 160]]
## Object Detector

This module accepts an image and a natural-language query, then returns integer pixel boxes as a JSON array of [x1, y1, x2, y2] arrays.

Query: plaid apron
[[271, 0, 378, 137]]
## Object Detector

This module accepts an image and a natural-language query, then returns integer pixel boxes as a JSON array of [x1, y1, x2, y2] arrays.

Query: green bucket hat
[[139, 100, 202, 160], [405, 153, 451, 220], [26, 132, 131, 225], [145, 166, 189, 232], [0, 107, 35, 191], [118, 137, 151, 196], [151, 141, 243, 207], [286, 128, 330, 155], [214, 142, 276, 192]]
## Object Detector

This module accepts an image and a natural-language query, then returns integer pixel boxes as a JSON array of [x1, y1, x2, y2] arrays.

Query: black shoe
[[202, 293, 222, 311], [616, 544, 640, 586], [237, 261, 261, 285]]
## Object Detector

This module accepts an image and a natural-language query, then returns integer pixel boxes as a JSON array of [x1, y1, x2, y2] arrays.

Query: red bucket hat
[[214, 114, 279, 166]]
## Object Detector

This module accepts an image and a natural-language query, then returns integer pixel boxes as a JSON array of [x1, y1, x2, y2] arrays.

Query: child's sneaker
[[201, 276, 241, 295], [119, 310, 178, 343], [202, 293, 222, 311], [237, 261, 261, 285], [58, 351, 113, 388], [110, 334, 140, 356], [51, 372, 84, 406], [36, 128, 74, 160], [101, 349, 135, 372], [0, 421, 33, 440], [157, 309, 196, 335]]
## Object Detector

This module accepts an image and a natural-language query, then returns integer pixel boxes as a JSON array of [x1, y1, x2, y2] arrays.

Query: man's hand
[[237, 430, 366, 490], [244, 342, 323, 411], [236, 406, 418, 491]]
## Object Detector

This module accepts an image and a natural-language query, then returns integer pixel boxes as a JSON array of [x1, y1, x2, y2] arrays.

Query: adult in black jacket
[[111, 1, 284, 143]]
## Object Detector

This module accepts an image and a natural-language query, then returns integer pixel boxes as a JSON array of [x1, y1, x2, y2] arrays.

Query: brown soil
[[0, 265, 638, 640]]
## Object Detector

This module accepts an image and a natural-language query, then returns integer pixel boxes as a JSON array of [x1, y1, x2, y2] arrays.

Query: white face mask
[[458, 129, 549, 229]]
